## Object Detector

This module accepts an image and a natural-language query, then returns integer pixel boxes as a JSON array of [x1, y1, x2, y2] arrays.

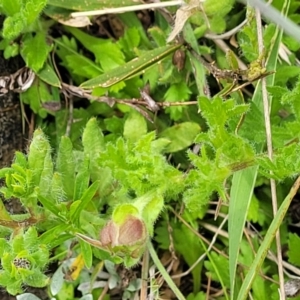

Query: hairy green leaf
[[1, 0, 22, 16], [123, 111, 147, 142], [73, 157, 90, 201], [28, 129, 52, 187], [56, 136, 75, 199]]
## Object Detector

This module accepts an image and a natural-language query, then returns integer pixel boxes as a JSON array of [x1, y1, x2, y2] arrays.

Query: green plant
[[0, 117, 184, 295], [2, 0, 300, 299]]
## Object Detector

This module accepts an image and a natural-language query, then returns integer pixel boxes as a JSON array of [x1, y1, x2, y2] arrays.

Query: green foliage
[[118, 27, 141, 58], [203, 0, 235, 16], [159, 122, 200, 153], [281, 75, 300, 121], [238, 237, 274, 300], [237, 8, 258, 62], [54, 36, 102, 84], [98, 130, 184, 197], [0, 227, 49, 295], [20, 77, 60, 118], [172, 222, 204, 293], [20, 32, 52, 72], [164, 82, 192, 120], [80, 43, 181, 89], [287, 233, 300, 266], [67, 27, 126, 72], [204, 251, 230, 288], [1, 0, 47, 40], [247, 195, 265, 225], [123, 111, 147, 142], [256, 143, 300, 180], [183, 96, 254, 210], [0, 118, 184, 292], [2, 0, 300, 298], [186, 292, 206, 300], [0, 0, 53, 93]]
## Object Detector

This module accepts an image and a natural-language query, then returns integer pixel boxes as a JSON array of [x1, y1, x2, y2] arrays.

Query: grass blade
[[237, 176, 300, 300], [80, 44, 181, 88], [229, 167, 258, 299], [229, 1, 287, 298]]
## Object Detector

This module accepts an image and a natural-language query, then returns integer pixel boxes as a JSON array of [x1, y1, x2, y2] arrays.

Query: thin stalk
[[140, 249, 150, 299], [255, 7, 285, 299]]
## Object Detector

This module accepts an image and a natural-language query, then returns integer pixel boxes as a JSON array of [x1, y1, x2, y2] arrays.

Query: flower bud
[[100, 215, 147, 251]]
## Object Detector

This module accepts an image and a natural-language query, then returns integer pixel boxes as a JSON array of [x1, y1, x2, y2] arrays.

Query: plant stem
[[255, 4, 286, 299], [147, 240, 186, 300]]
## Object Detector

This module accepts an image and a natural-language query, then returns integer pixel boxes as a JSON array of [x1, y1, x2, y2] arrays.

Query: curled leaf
[[167, 0, 200, 43]]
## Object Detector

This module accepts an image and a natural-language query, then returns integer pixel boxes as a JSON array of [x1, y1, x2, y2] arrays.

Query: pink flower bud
[[99, 220, 118, 247], [99, 216, 146, 248], [118, 216, 146, 245]]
